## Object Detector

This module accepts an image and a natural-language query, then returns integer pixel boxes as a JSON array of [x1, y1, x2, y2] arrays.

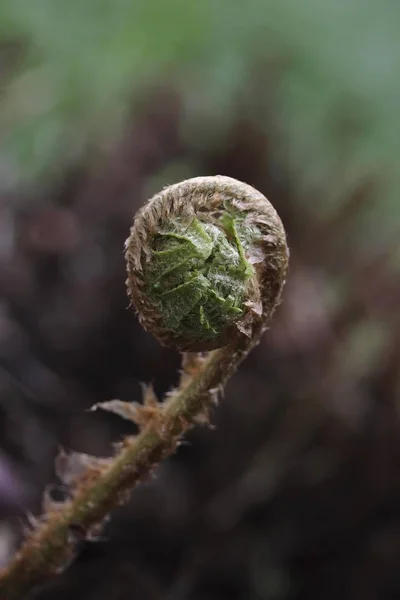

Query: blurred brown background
[[1, 1, 400, 599]]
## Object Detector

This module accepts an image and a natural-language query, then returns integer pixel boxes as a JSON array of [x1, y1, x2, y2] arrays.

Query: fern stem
[[0, 337, 256, 599]]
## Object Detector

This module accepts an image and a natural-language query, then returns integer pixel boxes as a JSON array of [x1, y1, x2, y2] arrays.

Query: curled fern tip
[[125, 175, 289, 351]]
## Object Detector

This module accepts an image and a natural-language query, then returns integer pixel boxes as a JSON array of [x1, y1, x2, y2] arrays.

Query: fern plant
[[0, 175, 288, 599]]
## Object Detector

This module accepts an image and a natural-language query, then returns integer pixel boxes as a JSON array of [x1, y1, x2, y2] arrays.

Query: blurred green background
[[1, 1, 400, 599]]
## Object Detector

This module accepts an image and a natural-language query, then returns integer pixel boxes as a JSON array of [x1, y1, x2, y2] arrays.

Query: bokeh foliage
[[0, 0, 399, 239]]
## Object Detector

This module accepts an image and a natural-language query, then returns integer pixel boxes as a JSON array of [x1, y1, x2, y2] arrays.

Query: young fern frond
[[0, 175, 288, 600], [126, 175, 288, 349]]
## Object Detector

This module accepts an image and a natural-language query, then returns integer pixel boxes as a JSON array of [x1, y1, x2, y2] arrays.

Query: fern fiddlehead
[[126, 175, 288, 350]]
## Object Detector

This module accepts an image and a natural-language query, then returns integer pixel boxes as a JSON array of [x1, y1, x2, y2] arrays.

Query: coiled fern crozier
[[0, 175, 289, 599]]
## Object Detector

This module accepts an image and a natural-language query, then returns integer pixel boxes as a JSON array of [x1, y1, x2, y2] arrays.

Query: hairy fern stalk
[[0, 175, 288, 599]]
